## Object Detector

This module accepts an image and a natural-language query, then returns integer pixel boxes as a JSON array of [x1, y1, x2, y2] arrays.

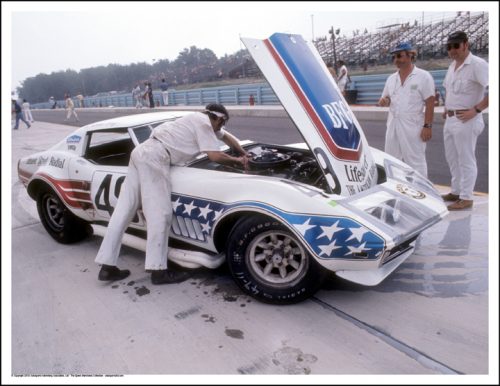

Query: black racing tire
[[36, 186, 92, 244], [226, 215, 327, 304]]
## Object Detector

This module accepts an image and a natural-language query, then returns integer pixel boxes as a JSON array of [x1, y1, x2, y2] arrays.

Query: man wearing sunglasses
[[95, 103, 250, 285], [441, 31, 489, 210], [377, 42, 435, 178]]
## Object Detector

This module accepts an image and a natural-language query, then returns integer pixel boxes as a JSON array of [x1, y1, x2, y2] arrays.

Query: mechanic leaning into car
[[95, 103, 250, 284]]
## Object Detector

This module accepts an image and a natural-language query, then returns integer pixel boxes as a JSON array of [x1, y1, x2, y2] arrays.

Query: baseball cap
[[447, 31, 468, 44], [390, 42, 414, 54]]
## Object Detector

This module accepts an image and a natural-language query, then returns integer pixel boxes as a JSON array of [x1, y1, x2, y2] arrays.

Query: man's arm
[[220, 131, 248, 156], [205, 151, 248, 169], [421, 95, 435, 142]]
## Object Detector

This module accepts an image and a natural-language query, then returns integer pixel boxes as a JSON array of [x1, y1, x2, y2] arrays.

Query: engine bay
[[191, 143, 328, 190]]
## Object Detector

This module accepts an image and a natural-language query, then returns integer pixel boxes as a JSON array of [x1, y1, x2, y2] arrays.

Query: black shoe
[[151, 269, 190, 285], [98, 264, 130, 281]]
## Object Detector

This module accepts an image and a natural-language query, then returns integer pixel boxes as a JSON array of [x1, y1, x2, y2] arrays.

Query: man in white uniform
[[378, 42, 435, 178], [95, 104, 250, 284], [336, 60, 349, 95], [441, 31, 489, 210]]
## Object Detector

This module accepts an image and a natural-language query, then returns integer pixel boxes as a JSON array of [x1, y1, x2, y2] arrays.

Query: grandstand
[[313, 11, 489, 69]]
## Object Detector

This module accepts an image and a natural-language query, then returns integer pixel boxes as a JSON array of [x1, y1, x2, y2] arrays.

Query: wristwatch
[[423, 123, 432, 128], [474, 106, 482, 113]]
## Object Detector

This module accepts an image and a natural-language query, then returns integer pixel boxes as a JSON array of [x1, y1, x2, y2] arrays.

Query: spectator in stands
[[336, 60, 349, 95], [326, 61, 337, 82], [132, 84, 143, 109], [64, 93, 79, 122], [160, 78, 169, 106], [12, 99, 31, 130], [22, 99, 34, 124], [377, 42, 435, 178], [441, 31, 489, 211]]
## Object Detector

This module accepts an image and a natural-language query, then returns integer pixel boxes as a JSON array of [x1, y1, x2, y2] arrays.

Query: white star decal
[[172, 198, 183, 212], [200, 222, 211, 234], [346, 226, 368, 243], [316, 220, 344, 241], [198, 203, 213, 220], [294, 218, 316, 236], [345, 242, 368, 256], [212, 208, 224, 221], [183, 201, 196, 216], [318, 239, 342, 257]]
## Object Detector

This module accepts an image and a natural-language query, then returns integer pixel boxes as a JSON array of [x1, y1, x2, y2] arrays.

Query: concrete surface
[[5, 114, 496, 382]]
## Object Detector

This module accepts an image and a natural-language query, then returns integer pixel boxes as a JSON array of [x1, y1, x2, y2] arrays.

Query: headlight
[[384, 159, 441, 199]]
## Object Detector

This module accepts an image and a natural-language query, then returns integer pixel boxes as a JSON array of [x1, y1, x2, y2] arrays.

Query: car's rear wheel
[[226, 216, 326, 304], [36, 186, 92, 244]]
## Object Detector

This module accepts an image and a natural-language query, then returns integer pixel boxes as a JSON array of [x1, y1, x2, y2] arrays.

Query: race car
[[17, 33, 448, 304]]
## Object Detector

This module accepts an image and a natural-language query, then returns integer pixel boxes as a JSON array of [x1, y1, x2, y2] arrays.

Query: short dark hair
[[205, 103, 229, 121], [447, 31, 468, 44]]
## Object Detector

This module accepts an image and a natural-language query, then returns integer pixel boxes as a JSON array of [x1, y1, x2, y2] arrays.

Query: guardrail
[[31, 70, 448, 109]]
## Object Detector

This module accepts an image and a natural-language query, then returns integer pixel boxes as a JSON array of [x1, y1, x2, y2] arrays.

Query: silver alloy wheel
[[247, 230, 308, 286], [44, 195, 64, 231]]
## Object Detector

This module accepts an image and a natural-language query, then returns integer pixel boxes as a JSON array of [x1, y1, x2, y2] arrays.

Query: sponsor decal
[[396, 183, 426, 199], [49, 157, 65, 169], [26, 158, 38, 165], [66, 135, 82, 144], [37, 156, 49, 166], [68, 145, 77, 151]]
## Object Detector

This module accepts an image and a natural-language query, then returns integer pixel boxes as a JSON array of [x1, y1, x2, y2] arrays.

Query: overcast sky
[[3, 1, 495, 91]]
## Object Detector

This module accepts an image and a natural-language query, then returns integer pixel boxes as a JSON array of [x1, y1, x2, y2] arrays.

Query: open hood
[[242, 33, 378, 196]]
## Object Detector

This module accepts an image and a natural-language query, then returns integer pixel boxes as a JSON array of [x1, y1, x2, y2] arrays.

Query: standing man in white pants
[[441, 31, 489, 211], [378, 42, 435, 178], [64, 93, 79, 122], [160, 78, 169, 106], [95, 103, 250, 284]]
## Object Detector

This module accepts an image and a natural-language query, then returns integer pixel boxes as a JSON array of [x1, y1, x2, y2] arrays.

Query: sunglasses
[[391, 53, 405, 60], [219, 116, 227, 125], [446, 42, 461, 50]]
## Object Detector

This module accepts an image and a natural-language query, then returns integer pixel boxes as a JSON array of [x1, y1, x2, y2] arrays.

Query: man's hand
[[377, 96, 390, 107], [421, 127, 432, 142], [456, 108, 478, 123]]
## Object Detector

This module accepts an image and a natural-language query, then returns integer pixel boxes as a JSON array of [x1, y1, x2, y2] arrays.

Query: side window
[[85, 129, 134, 166]]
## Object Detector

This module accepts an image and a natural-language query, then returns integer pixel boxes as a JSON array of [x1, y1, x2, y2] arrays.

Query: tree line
[[17, 46, 260, 103]]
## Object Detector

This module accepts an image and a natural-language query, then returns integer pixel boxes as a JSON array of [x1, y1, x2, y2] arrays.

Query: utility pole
[[311, 14, 315, 42], [329, 26, 338, 64]]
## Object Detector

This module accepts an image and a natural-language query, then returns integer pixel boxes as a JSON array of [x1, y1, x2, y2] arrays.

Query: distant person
[[49, 96, 56, 109], [434, 88, 441, 106], [144, 82, 154, 108], [377, 42, 434, 178], [160, 78, 169, 106], [64, 93, 79, 122], [336, 60, 349, 95], [441, 31, 489, 211], [77, 94, 85, 108], [22, 99, 34, 123], [326, 61, 338, 83], [132, 84, 143, 109], [12, 99, 31, 130]]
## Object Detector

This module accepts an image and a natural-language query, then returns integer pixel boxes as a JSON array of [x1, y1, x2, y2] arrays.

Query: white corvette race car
[[17, 33, 447, 303]]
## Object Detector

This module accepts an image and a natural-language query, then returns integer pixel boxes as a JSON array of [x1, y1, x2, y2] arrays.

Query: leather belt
[[447, 109, 467, 117]]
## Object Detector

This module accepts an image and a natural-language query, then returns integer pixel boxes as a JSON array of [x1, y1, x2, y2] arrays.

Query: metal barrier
[[31, 70, 448, 109]]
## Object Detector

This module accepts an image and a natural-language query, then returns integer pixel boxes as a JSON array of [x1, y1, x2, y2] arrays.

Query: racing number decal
[[94, 174, 140, 222], [313, 147, 341, 195]]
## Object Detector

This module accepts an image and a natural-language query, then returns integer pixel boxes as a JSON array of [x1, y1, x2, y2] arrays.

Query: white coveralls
[[382, 66, 434, 177], [65, 97, 79, 121], [337, 65, 348, 92], [22, 102, 34, 123], [443, 53, 488, 200], [95, 112, 225, 270]]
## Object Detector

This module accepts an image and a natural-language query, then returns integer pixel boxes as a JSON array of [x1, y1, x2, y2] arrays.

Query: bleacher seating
[[314, 12, 489, 68]]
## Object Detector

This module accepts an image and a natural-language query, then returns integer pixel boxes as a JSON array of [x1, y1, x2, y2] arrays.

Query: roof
[[82, 111, 193, 131]]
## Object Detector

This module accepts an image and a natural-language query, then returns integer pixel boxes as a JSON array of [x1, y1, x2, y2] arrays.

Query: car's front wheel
[[36, 186, 92, 244], [226, 216, 326, 304]]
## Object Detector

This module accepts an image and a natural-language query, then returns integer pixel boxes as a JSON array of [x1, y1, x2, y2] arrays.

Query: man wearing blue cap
[[378, 42, 435, 178]]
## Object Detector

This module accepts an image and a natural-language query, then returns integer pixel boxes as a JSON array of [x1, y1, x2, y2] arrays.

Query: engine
[[193, 144, 327, 190]]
